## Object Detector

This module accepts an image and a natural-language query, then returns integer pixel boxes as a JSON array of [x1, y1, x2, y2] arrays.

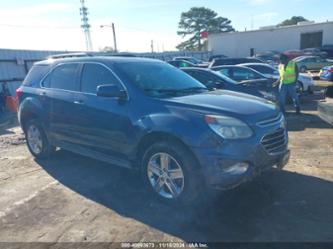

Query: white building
[[208, 21, 333, 57]]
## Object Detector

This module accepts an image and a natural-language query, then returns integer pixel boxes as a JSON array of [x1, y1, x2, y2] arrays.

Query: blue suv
[[17, 55, 290, 205]]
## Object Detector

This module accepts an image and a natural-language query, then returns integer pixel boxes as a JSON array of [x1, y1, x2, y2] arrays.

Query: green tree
[[177, 7, 235, 51], [278, 16, 308, 26]]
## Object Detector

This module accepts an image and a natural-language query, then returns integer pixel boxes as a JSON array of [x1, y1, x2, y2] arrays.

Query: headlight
[[205, 115, 253, 139]]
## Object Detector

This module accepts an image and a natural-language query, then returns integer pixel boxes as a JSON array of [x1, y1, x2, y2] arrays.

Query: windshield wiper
[[143, 87, 208, 97], [143, 88, 180, 96], [177, 87, 208, 92]]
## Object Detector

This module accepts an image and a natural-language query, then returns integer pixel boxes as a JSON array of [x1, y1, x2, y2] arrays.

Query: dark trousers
[[279, 83, 300, 113]]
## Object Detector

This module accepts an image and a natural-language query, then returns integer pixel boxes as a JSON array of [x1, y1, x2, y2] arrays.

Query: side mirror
[[97, 84, 127, 99]]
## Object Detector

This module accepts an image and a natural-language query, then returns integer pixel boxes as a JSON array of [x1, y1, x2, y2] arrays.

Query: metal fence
[[0, 48, 212, 96], [0, 49, 70, 96]]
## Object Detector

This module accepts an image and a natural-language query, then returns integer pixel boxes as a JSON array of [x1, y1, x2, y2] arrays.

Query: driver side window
[[81, 63, 119, 94]]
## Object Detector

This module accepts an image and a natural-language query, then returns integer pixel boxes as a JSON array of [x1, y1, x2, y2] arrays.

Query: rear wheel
[[25, 120, 55, 158], [142, 141, 202, 205]]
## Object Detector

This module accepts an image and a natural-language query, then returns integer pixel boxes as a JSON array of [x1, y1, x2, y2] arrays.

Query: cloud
[[0, 2, 182, 52], [0, 3, 84, 51], [245, 0, 272, 5], [0, 3, 75, 18], [91, 19, 181, 52], [253, 12, 278, 21]]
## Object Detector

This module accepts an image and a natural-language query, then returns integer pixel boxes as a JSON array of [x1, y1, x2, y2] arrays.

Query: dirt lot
[[0, 92, 332, 243]]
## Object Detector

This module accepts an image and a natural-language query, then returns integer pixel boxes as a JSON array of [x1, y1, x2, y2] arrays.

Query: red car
[[283, 50, 304, 60]]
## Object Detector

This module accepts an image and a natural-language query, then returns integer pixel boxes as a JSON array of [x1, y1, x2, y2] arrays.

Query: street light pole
[[112, 23, 117, 53], [100, 23, 118, 53]]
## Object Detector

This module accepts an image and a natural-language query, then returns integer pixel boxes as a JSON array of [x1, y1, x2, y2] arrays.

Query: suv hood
[[163, 90, 279, 122]]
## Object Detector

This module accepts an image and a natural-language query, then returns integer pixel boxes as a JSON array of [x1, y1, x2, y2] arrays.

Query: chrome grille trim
[[261, 128, 287, 155], [256, 113, 283, 127]]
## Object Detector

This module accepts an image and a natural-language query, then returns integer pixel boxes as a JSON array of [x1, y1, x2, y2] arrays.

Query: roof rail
[[47, 52, 93, 59]]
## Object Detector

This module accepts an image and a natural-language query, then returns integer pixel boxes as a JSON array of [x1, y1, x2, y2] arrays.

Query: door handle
[[40, 91, 46, 96]]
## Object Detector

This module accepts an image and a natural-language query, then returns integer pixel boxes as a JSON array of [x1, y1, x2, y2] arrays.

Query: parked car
[[320, 65, 333, 82], [293, 56, 332, 72], [302, 48, 328, 58], [181, 67, 278, 103], [238, 63, 280, 79], [17, 54, 290, 205], [211, 65, 277, 87], [254, 51, 280, 66], [283, 50, 304, 60], [208, 54, 228, 62], [320, 44, 333, 59], [173, 56, 204, 65], [167, 60, 197, 68], [239, 63, 314, 93], [209, 57, 263, 68]]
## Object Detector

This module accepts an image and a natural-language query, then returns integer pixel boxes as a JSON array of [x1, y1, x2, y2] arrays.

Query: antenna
[[80, 0, 93, 51]]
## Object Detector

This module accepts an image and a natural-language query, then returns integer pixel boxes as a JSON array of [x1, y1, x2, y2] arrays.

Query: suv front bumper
[[191, 143, 290, 190]]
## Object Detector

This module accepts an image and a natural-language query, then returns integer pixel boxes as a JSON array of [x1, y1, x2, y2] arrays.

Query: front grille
[[256, 113, 283, 127], [261, 128, 287, 155]]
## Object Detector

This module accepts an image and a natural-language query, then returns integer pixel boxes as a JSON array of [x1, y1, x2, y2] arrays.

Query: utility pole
[[251, 15, 254, 30], [151, 40, 154, 53], [80, 0, 93, 51], [112, 23, 118, 52], [100, 23, 118, 53]]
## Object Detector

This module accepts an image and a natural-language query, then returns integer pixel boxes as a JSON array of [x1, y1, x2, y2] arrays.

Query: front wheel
[[25, 120, 55, 159], [142, 141, 202, 205]]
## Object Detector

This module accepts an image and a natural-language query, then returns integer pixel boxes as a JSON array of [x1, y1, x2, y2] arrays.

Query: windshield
[[248, 65, 277, 74], [213, 71, 238, 84], [187, 58, 201, 64], [115, 61, 207, 97]]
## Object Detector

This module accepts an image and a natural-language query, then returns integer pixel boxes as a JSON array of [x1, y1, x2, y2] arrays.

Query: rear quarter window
[[23, 65, 51, 87]]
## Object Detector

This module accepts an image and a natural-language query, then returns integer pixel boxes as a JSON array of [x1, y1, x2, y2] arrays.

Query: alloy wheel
[[147, 152, 185, 199], [27, 124, 43, 155]]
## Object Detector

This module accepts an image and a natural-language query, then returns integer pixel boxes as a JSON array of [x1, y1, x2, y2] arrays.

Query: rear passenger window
[[47, 64, 79, 91], [23, 65, 50, 87], [81, 64, 119, 94]]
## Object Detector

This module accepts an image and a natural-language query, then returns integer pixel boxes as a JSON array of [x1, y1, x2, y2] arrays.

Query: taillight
[[16, 87, 23, 101], [328, 69, 333, 73]]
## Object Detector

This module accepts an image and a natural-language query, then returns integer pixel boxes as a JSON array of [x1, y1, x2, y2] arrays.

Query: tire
[[300, 66, 307, 73], [296, 81, 304, 95], [24, 119, 55, 159], [141, 140, 202, 206]]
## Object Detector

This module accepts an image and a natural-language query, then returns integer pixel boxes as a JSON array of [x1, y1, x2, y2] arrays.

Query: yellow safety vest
[[279, 61, 297, 84]]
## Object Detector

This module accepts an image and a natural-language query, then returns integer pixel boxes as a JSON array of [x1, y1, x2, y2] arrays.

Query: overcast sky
[[0, 0, 331, 52]]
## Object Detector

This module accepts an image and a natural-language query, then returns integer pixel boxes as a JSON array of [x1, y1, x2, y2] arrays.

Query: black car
[[173, 56, 203, 65], [208, 54, 228, 62], [209, 57, 263, 68], [167, 60, 197, 68], [211, 65, 277, 85], [181, 67, 278, 103]]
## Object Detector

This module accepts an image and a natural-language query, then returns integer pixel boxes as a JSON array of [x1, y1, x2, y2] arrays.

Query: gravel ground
[[0, 93, 332, 243]]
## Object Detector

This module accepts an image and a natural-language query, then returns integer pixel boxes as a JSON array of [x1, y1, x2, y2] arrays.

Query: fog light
[[222, 162, 249, 174]]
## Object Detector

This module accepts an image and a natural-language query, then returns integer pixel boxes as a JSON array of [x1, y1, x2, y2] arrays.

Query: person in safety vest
[[279, 53, 300, 114]]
